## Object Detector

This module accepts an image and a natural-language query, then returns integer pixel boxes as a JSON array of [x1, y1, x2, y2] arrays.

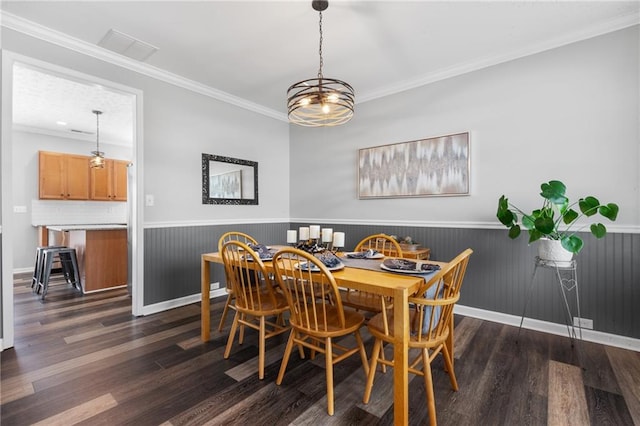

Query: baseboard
[[455, 304, 640, 352], [140, 288, 227, 316]]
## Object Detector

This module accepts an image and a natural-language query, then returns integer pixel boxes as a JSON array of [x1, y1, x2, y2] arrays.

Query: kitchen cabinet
[[39, 151, 90, 200], [90, 159, 128, 201], [46, 225, 128, 292]]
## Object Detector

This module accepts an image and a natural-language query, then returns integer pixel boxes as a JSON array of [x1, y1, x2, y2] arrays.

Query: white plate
[[238, 245, 271, 251], [242, 254, 273, 262], [380, 259, 440, 274], [344, 251, 385, 259], [295, 261, 345, 272]]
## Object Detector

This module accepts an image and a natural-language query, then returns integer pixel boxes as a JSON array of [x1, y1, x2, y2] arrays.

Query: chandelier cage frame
[[287, 0, 354, 127]]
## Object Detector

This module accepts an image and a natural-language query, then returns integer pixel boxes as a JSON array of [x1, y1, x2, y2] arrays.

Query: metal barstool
[[31, 245, 66, 291], [35, 247, 82, 299]]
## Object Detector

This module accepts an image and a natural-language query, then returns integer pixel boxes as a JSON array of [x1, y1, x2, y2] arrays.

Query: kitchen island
[[45, 224, 128, 292]]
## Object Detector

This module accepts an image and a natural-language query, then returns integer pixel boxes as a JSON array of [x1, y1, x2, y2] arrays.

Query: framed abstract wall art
[[358, 132, 470, 199]]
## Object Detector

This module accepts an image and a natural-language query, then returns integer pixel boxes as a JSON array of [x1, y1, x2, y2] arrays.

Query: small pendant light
[[90, 109, 105, 169]]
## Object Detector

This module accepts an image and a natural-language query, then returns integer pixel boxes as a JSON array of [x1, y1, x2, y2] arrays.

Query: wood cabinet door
[[90, 160, 128, 201], [39, 152, 66, 199], [65, 155, 90, 199], [112, 160, 128, 201], [90, 161, 111, 201]]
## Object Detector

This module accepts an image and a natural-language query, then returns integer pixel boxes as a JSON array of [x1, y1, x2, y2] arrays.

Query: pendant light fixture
[[287, 0, 354, 127], [90, 109, 105, 169]]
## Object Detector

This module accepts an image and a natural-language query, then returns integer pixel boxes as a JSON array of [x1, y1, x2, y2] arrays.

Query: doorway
[[1, 51, 144, 349]]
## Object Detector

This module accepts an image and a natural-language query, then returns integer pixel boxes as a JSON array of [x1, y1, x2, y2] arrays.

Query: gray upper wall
[[289, 26, 639, 228], [1, 27, 291, 229], [2, 27, 291, 270]]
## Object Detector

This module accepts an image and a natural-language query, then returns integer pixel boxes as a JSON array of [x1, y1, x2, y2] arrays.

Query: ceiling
[[3, 1, 639, 144]]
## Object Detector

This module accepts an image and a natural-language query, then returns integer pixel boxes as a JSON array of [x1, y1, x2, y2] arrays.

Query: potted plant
[[496, 180, 619, 261]]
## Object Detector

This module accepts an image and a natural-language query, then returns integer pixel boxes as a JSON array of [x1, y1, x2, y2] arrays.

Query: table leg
[[393, 286, 409, 425], [201, 256, 211, 342]]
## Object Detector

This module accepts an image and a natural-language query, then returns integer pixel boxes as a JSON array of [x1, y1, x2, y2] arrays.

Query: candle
[[322, 228, 333, 243], [333, 232, 345, 248], [287, 230, 297, 243], [299, 227, 310, 241], [309, 225, 321, 239]]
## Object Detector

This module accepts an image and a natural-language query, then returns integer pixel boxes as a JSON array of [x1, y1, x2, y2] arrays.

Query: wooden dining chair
[[340, 233, 404, 314], [217, 231, 258, 331], [272, 247, 370, 416], [362, 248, 473, 426], [221, 240, 290, 380]]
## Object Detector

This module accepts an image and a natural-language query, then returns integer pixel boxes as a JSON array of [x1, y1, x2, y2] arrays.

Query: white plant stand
[[518, 257, 584, 347]]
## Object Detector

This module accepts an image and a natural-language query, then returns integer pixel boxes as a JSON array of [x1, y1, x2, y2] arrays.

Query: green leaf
[[528, 229, 542, 244], [561, 235, 583, 253], [522, 215, 535, 230], [579, 196, 600, 217], [497, 196, 515, 226], [599, 203, 619, 221], [497, 209, 515, 226], [540, 180, 568, 205], [562, 208, 578, 224], [590, 223, 606, 238], [508, 225, 521, 239], [534, 216, 555, 234]]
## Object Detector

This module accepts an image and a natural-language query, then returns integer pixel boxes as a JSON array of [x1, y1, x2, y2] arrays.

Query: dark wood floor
[[2, 272, 639, 425]]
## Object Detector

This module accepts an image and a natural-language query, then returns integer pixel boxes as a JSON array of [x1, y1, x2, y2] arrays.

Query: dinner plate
[[295, 261, 345, 272], [238, 245, 271, 251], [344, 251, 385, 259], [242, 254, 273, 262], [380, 258, 441, 274]]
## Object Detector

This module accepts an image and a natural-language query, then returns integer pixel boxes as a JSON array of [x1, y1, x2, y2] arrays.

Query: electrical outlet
[[573, 317, 593, 329], [13, 205, 27, 213], [210, 282, 220, 291]]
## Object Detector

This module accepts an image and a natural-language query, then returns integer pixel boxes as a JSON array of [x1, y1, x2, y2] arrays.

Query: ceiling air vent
[[98, 29, 158, 62]]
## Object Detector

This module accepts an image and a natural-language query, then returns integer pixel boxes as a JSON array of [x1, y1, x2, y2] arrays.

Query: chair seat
[[236, 290, 289, 316], [291, 304, 365, 337], [367, 311, 450, 348]]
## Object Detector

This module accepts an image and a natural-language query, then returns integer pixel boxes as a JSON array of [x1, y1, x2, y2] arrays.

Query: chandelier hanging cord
[[317, 11, 323, 80]]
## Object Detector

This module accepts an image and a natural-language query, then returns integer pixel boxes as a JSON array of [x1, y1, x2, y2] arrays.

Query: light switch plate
[[145, 194, 154, 206], [13, 205, 27, 213]]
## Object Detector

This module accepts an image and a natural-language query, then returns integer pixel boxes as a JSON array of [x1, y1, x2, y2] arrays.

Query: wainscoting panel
[[145, 222, 638, 340], [143, 223, 289, 305], [292, 223, 639, 339]]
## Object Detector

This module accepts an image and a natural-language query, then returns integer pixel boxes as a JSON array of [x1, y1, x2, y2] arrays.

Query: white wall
[[11, 130, 132, 270], [2, 26, 290, 263], [289, 26, 640, 229]]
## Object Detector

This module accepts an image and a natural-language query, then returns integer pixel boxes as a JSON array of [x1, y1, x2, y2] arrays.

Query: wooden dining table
[[200, 248, 448, 425]]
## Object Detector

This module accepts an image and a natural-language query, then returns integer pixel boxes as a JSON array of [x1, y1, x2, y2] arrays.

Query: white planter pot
[[537, 239, 573, 265]]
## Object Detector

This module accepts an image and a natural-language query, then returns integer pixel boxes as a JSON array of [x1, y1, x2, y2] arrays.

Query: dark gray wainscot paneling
[[145, 222, 638, 340], [144, 223, 290, 306], [291, 223, 640, 340]]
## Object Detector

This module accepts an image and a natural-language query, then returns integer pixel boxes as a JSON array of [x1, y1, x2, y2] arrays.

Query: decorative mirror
[[202, 153, 258, 205]]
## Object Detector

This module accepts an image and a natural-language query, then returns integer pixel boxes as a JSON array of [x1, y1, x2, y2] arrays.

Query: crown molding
[[3, 10, 637, 116], [0, 11, 288, 122], [359, 13, 640, 104]]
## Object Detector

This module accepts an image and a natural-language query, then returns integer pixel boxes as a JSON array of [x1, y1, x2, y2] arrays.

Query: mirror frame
[[202, 153, 259, 205]]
